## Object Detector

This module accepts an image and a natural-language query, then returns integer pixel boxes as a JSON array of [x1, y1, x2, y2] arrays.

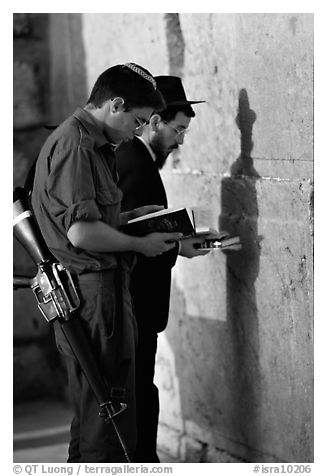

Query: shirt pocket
[[96, 187, 123, 227]]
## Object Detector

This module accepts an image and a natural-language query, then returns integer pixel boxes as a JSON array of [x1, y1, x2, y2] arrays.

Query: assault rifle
[[13, 187, 131, 462]]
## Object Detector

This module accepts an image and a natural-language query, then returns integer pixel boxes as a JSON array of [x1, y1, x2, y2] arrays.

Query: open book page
[[128, 207, 194, 224]]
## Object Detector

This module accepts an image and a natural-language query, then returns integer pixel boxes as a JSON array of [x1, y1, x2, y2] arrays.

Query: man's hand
[[179, 229, 230, 258], [135, 232, 182, 257], [179, 236, 211, 258], [121, 205, 164, 224]]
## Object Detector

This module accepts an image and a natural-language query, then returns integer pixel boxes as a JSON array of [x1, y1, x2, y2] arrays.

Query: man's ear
[[150, 114, 161, 130], [111, 97, 125, 113]]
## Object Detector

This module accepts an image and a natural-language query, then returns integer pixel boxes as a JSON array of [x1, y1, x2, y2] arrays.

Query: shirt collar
[[72, 107, 111, 150], [137, 136, 157, 162]]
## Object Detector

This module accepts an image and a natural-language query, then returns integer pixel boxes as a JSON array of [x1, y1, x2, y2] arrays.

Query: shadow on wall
[[219, 88, 262, 457], [162, 89, 264, 462]]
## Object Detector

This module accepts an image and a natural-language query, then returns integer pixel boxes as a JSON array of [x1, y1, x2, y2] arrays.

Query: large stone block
[[156, 423, 182, 459], [81, 13, 169, 88], [234, 14, 313, 166], [178, 13, 241, 175], [180, 435, 204, 462], [155, 333, 184, 432], [48, 14, 88, 122], [48, 13, 168, 122], [167, 14, 313, 181], [164, 13, 185, 77]]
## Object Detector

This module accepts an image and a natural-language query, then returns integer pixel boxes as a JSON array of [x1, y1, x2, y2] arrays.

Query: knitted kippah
[[124, 63, 157, 90]]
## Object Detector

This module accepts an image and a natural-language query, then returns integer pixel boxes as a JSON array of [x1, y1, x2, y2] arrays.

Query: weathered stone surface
[[13, 148, 30, 189], [155, 333, 184, 431], [157, 171, 313, 460], [13, 13, 30, 37], [233, 14, 313, 166], [13, 129, 52, 188], [13, 342, 67, 402], [13, 61, 43, 129], [168, 13, 313, 181], [164, 13, 185, 77], [48, 14, 88, 123], [13, 287, 49, 340], [13, 13, 61, 403], [204, 445, 244, 463], [180, 435, 204, 462], [81, 13, 168, 88], [156, 423, 182, 459], [179, 14, 241, 175]]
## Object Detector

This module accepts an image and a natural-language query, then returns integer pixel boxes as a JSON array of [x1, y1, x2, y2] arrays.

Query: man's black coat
[[116, 137, 178, 334]]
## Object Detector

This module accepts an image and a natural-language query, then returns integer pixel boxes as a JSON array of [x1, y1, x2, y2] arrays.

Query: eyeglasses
[[162, 120, 189, 137], [130, 111, 150, 131]]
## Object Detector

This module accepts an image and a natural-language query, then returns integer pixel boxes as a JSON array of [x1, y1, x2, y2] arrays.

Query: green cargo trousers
[[53, 268, 137, 462]]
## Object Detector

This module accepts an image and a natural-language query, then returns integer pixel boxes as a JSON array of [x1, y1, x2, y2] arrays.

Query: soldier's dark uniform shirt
[[32, 106, 123, 274], [31, 107, 137, 463]]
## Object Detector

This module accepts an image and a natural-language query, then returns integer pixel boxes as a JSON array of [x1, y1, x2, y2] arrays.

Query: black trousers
[[54, 269, 137, 462], [134, 330, 160, 463]]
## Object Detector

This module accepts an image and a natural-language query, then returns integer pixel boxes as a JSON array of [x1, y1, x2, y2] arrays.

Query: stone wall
[[13, 13, 67, 402], [13, 13, 313, 462], [156, 13, 313, 463]]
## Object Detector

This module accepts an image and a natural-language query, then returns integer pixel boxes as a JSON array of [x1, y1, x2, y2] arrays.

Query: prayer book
[[121, 207, 196, 238], [194, 235, 242, 251]]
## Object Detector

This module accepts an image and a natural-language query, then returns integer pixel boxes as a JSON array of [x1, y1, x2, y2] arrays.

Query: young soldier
[[31, 64, 182, 462]]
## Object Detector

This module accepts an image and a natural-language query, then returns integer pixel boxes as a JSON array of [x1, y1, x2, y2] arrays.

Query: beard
[[156, 146, 179, 169], [155, 151, 169, 169], [151, 137, 179, 169]]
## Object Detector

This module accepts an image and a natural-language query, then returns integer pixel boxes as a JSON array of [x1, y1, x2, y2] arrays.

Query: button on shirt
[[31, 107, 124, 274]]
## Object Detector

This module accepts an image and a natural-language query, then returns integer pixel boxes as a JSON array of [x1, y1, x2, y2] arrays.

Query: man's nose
[[176, 134, 185, 145]]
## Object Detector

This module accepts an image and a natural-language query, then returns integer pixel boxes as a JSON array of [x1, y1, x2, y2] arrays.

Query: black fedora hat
[[155, 75, 205, 106]]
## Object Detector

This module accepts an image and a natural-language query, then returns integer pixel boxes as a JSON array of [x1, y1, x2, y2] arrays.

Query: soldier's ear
[[150, 114, 161, 131], [111, 97, 125, 113]]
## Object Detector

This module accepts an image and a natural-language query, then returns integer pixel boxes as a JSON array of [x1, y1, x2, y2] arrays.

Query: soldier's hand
[[137, 232, 182, 257], [179, 236, 211, 258]]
